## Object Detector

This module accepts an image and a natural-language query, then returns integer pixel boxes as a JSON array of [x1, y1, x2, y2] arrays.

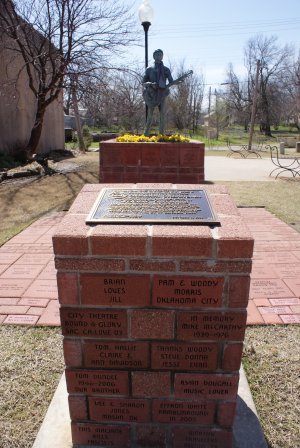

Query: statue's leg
[[144, 107, 154, 136], [159, 99, 165, 134]]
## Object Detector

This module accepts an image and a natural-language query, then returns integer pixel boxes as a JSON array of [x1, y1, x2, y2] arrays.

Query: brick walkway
[[0, 208, 299, 326]]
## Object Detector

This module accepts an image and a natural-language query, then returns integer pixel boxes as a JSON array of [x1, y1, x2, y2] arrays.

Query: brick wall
[[99, 140, 205, 183], [53, 183, 253, 448]]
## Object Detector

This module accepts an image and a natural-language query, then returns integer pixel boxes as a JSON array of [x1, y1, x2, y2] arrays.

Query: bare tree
[[282, 52, 300, 130], [79, 67, 144, 133], [224, 63, 252, 131], [0, 0, 137, 159], [245, 35, 293, 136], [169, 63, 205, 132]]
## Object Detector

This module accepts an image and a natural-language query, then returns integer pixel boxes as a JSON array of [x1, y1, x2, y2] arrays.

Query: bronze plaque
[[86, 188, 219, 224]]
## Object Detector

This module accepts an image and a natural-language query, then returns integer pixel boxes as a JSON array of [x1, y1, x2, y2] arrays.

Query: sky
[[126, 0, 300, 93]]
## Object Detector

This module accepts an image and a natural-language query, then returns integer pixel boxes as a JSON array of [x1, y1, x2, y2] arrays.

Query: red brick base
[[99, 140, 205, 183], [53, 183, 253, 448]]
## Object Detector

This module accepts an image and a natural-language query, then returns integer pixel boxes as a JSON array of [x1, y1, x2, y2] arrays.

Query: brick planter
[[53, 183, 253, 448], [99, 140, 205, 183]]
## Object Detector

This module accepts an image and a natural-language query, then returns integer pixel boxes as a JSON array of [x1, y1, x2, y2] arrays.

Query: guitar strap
[[156, 62, 166, 88]]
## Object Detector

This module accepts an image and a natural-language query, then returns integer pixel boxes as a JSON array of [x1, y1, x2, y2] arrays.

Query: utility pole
[[248, 59, 261, 151], [208, 86, 211, 127], [215, 89, 219, 139]]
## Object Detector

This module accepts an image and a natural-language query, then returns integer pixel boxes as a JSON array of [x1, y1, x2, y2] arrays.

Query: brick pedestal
[[53, 183, 253, 448], [99, 140, 205, 183]]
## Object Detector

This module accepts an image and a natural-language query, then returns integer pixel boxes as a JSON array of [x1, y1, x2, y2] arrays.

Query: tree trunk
[[24, 107, 46, 160], [72, 88, 86, 152]]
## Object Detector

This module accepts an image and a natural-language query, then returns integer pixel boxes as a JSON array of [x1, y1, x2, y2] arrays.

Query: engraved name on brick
[[71, 422, 130, 447], [152, 276, 224, 308], [153, 400, 214, 424], [174, 374, 239, 400], [177, 312, 247, 341], [80, 274, 150, 306], [173, 427, 232, 448], [89, 398, 150, 423], [151, 343, 218, 371], [60, 308, 127, 338], [65, 370, 128, 395], [83, 341, 150, 369]]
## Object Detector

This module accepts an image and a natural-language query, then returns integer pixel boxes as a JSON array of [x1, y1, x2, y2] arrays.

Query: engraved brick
[[172, 427, 233, 448], [71, 422, 130, 447], [83, 341, 150, 369], [153, 400, 214, 424], [280, 314, 300, 324], [63, 339, 82, 367], [1, 264, 44, 279], [23, 279, 58, 299], [57, 272, 79, 305], [3, 314, 39, 325], [66, 369, 128, 395], [80, 274, 150, 307], [132, 372, 171, 397], [151, 342, 218, 371], [60, 308, 127, 338], [228, 276, 251, 308], [217, 401, 237, 427], [136, 424, 166, 447], [222, 343, 243, 371], [131, 310, 174, 340], [89, 398, 150, 423], [0, 278, 32, 297], [250, 278, 293, 299], [18, 298, 50, 307], [177, 312, 247, 341], [152, 275, 224, 308], [174, 373, 239, 400], [68, 395, 88, 420]]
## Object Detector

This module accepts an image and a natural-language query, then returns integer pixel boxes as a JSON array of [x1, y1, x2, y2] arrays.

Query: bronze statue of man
[[142, 49, 173, 136]]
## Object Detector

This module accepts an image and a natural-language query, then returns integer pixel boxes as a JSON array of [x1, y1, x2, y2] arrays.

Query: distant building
[[0, 5, 64, 156]]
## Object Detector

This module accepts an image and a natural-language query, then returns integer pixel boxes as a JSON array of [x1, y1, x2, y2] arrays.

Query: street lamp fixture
[[138, 0, 154, 69]]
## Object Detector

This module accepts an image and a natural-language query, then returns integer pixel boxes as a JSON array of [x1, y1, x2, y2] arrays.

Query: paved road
[[205, 155, 275, 181]]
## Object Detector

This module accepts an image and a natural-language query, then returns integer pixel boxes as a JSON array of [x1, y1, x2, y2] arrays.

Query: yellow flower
[[116, 133, 190, 143]]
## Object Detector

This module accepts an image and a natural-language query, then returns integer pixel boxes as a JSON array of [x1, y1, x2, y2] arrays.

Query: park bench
[[267, 144, 300, 179], [226, 139, 266, 158]]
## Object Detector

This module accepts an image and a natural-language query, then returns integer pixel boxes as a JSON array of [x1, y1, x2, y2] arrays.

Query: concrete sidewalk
[[205, 155, 275, 181]]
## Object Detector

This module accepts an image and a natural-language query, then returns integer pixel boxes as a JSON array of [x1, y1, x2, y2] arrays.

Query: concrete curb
[[32, 365, 267, 448]]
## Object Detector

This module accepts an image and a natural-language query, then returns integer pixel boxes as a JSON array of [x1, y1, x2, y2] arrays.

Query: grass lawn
[[0, 151, 299, 447]]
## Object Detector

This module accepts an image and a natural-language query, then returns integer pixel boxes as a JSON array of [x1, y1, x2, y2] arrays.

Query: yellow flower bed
[[116, 133, 190, 143]]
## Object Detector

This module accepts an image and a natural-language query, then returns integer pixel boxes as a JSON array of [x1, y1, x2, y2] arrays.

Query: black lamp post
[[138, 0, 154, 68], [138, 0, 154, 120]]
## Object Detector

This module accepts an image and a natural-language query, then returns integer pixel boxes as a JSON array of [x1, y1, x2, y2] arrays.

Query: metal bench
[[227, 140, 263, 158], [268, 145, 300, 179]]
